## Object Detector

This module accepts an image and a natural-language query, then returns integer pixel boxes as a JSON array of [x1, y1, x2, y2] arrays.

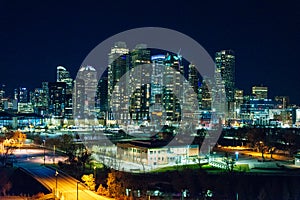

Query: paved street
[[14, 148, 112, 200]]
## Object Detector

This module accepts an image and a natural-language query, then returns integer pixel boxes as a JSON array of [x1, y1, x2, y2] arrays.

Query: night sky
[[1, 1, 299, 103]]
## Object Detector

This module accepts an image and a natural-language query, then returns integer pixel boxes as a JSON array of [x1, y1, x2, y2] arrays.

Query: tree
[[223, 153, 235, 172], [59, 134, 74, 153], [81, 174, 96, 191], [106, 171, 124, 198], [58, 134, 77, 163], [257, 141, 267, 160], [246, 128, 265, 149], [1, 130, 26, 165], [78, 149, 91, 172], [283, 130, 297, 156], [267, 146, 276, 159], [246, 128, 269, 160], [97, 184, 108, 196], [0, 181, 12, 196]]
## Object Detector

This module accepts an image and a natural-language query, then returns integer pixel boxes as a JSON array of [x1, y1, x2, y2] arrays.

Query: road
[[14, 148, 112, 200]]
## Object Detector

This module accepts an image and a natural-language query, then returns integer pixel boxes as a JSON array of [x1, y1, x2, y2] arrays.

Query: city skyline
[[1, 2, 300, 199], [1, 1, 299, 103], [0, 47, 297, 106], [1, 43, 299, 129]]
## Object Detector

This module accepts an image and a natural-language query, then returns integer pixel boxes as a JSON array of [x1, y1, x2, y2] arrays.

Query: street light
[[55, 170, 59, 197], [43, 140, 45, 165], [53, 145, 56, 164], [93, 166, 96, 179], [235, 152, 239, 161], [77, 181, 80, 200]]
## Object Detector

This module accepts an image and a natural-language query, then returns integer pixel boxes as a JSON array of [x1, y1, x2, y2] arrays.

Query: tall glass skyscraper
[[215, 50, 235, 102], [48, 82, 66, 118], [129, 44, 151, 121], [163, 53, 183, 122], [107, 42, 130, 123], [215, 50, 235, 118], [76, 66, 98, 119], [150, 54, 165, 105], [57, 66, 73, 119]]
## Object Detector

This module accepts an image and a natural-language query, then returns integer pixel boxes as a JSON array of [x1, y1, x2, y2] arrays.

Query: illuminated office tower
[[76, 66, 98, 118], [0, 85, 5, 111], [14, 87, 29, 103], [234, 89, 244, 118], [149, 55, 165, 125], [163, 53, 183, 122], [48, 82, 66, 118], [73, 78, 85, 119], [188, 63, 201, 109], [129, 44, 151, 122], [14, 87, 34, 113], [215, 50, 235, 118], [57, 66, 73, 118], [30, 88, 48, 115], [150, 55, 165, 105], [57, 66, 72, 82], [274, 96, 289, 109], [96, 76, 108, 114], [42, 82, 49, 115], [252, 86, 268, 100], [107, 42, 130, 122], [201, 77, 212, 110]]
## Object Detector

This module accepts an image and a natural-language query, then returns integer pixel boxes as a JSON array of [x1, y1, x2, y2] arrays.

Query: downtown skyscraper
[[129, 44, 151, 122], [107, 42, 130, 123], [107, 42, 188, 126], [74, 65, 98, 120], [214, 50, 235, 118], [56, 66, 73, 119]]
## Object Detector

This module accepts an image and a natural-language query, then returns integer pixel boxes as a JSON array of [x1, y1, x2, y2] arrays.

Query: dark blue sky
[[1, 0, 299, 103]]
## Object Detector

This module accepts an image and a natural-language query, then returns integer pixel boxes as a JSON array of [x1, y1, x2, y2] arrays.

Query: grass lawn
[[151, 163, 250, 173], [234, 164, 250, 172], [151, 164, 219, 173]]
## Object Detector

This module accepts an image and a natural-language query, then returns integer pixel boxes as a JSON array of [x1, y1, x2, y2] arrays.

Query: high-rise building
[[73, 78, 85, 119], [107, 42, 130, 123], [76, 66, 98, 119], [42, 82, 49, 116], [96, 76, 108, 117], [150, 54, 165, 106], [14, 87, 29, 103], [215, 50, 235, 102], [215, 50, 235, 118], [14, 87, 33, 113], [188, 63, 201, 109], [163, 53, 183, 122], [274, 96, 289, 109], [48, 82, 66, 118], [129, 44, 151, 122], [30, 88, 48, 115], [252, 86, 268, 100], [240, 98, 274, 125], [57, 66, 73, 119], [149, 54, 165, 125], [201, 78, 212, 110], [57, 66, 72, 82], [234, 89, 244, 118], [0, 85, 5, 111]]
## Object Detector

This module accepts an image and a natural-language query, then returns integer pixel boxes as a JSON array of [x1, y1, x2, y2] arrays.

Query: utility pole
[[77, 182, 80, 200], [43, 140, 45, 165], [55, 170, 59, 197]]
